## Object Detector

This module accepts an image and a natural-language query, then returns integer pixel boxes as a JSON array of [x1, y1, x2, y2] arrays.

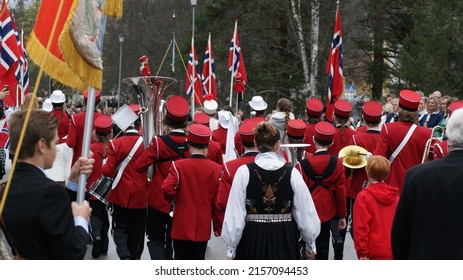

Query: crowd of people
[[1, 84, 463, 260]]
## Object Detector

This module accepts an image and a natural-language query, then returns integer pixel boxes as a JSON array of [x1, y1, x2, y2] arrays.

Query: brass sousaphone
[[338, 145, 369, 169]]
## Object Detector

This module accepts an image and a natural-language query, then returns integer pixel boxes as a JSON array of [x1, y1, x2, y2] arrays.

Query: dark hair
[[163, 115, 188, 129], [254, 122, 279, 153], [9, 110, 58, 159]]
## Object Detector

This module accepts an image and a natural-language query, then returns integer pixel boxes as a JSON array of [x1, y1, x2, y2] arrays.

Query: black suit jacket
[[391, 150, 463, 259], [2, 162, 89, 259]]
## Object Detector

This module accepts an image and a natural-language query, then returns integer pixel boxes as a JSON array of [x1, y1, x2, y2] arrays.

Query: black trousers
[[111, 204, 147, 260], [172, 239, 207, 260], [89, 200, 110, 253], [146, 205, 173, 260], [315, 221, 331, 260]]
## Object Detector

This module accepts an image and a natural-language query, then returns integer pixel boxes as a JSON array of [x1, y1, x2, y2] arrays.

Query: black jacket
[[2, 162, 89, 259]]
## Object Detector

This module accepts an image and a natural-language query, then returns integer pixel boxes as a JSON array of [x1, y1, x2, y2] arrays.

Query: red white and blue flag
[[202, 33, 217, 100], [0, 1, 21, 78], [228, 20, 247, 84], [325, 5, 343, 122], [18, 30, 29, 96], [185, 37, 205, 105]]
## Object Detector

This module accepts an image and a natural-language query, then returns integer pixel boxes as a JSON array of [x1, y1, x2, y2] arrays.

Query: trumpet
[[421, 125, 445, 163]]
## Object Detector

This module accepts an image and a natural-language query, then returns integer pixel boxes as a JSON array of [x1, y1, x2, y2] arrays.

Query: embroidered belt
[[245, 213, 292, 223]]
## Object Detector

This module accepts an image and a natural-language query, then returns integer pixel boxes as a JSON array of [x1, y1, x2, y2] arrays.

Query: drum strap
[[111, 137, 143, 189]]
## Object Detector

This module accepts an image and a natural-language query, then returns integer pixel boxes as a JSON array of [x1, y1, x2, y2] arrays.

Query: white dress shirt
[[221, 152, 321, 258]]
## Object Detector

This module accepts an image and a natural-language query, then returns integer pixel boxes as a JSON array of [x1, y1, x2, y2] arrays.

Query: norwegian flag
[[0, 1, 21, 78], [228, 20, 247, 83], [202, 33, 216, 100], [325, 5, 343, 122], [185, 37, 205, 105], [18, 30, 29, 96]]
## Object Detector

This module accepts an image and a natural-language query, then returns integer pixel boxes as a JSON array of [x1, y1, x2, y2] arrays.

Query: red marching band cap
[[128, 104, 141, 116], [239, 121, 256, 145], [399, 89, 420, 111], [362, 101, 382, 122], [314, 121, 335, 143], [166, 95, 189, 123], [448, 101, 463, 117], [286, 119, 307, 139], [188, 123, 211, 146], [139, 55, 149, 63], [305, 98, 324, 117], [334, 100, 352, 118], [94, 115, 112, 134], [193, 112, 210, 127], [83, 89, 101, 103]]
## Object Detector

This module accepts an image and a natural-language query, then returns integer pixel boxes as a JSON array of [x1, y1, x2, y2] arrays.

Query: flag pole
[[76, 86, 96, 205], [228, 20, 238, 106], [171, 9, 176, 73], [208, 32, 212, 96], [191, 37, 195, 118]]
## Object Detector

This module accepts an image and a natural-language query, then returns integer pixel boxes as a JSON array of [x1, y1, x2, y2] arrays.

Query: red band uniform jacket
[[162, 155, 222, 241], [213, 151, 258, 235], [102, 129, 148, 208], [134, 130, 190, 214], [67, 111, 104, 165], [373, 122, 431, 192], [51, 108, 70, 144], [296, 151, 347, 222], [347, 129, 381, 199]]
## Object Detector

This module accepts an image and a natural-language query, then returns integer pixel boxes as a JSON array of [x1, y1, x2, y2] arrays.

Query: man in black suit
[[1, 109, 93, 259], [391, 107, 463, 259]]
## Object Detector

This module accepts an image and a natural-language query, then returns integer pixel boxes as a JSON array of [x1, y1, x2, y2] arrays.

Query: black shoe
[[334, 240, 344, 260], [92, 238, 102, 259]]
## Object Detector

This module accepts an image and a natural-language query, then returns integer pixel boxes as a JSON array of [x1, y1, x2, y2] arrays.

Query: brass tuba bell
[[338, 145, 369, 169]]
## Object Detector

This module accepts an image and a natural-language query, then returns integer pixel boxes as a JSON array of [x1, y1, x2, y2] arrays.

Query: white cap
[[50, 90, 66, 103], [248, 96, 267, 111], [42, 99, 53, 112], [204, 99, 218, 115]]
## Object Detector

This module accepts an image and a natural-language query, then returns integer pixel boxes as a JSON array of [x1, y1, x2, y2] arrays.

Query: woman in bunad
[[221, 122, 320, 260]]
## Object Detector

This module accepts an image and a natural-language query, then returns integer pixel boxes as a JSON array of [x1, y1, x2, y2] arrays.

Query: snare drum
[[89, 176, 114, 205]]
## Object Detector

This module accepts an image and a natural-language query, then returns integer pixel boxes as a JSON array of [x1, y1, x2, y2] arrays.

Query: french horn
[[338, 145, 369, 169]]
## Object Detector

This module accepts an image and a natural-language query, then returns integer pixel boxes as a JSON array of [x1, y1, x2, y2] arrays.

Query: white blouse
[[221, 152, 321, 258]]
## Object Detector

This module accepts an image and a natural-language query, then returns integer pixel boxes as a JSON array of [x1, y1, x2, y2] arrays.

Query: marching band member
[[134, 95, 190, 260], [222, 122, 320, 260], [433, 101, 463, 160], [161, 124, 221, 260], [2, 109, 93, 259], [102, 104, 148, 260], [139, 55, 151, 77], [193, 112, 223, 165], [213, 120, 259, 236], [281, 119, 310, 163], [297, 121, 346, 260], [67, 90, 104, 166], [347, 101, 383, 239], [87, 115, 113, 259], [327, 99, 356, 260], [50, 90, 70, 144], [234, 96, 267, 156], [373, 89, 431, 192], [303, 98, 324, 155]]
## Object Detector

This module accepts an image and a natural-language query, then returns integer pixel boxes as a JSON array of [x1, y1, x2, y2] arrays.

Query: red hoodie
[[353, 181, 399, 260]]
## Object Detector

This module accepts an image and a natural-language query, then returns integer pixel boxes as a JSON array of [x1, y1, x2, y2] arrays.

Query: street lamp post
[[117, 34, 124, 109], [190, 0, 197, 117]]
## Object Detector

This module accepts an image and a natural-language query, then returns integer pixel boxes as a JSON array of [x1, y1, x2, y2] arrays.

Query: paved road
[[85, 227, 357, 260]]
